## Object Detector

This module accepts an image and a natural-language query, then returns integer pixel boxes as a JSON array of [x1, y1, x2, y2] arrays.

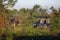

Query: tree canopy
[[0, 0, 17, 27]]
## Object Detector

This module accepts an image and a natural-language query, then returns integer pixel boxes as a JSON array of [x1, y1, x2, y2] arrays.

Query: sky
[[12, 0, 60, 10]]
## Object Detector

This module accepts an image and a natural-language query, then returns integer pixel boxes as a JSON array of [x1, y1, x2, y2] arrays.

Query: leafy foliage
[[0, 3, 60, 40]]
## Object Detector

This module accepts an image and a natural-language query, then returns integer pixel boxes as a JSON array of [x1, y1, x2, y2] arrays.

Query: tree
[[30, 5, 40, 16], [38, 8, 48, 16], [50, 7, 60, 30], [33, 4, 40, 10], [31, 5, 48, 17], [0, 0, 17, 27]]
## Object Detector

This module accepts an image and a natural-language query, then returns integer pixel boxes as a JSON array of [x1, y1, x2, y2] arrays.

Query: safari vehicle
[[34, 16, 50, 28]]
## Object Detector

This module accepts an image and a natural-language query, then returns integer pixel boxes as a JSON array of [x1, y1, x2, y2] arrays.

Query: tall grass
[[0, 25, 60, 40]]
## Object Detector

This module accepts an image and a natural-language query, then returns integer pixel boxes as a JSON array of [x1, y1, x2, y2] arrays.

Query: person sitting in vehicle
[[44, 19, 47, 26], [40, 19, 44, 27], [46, 18, 50, 28], [34, 20, 40, 28]]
